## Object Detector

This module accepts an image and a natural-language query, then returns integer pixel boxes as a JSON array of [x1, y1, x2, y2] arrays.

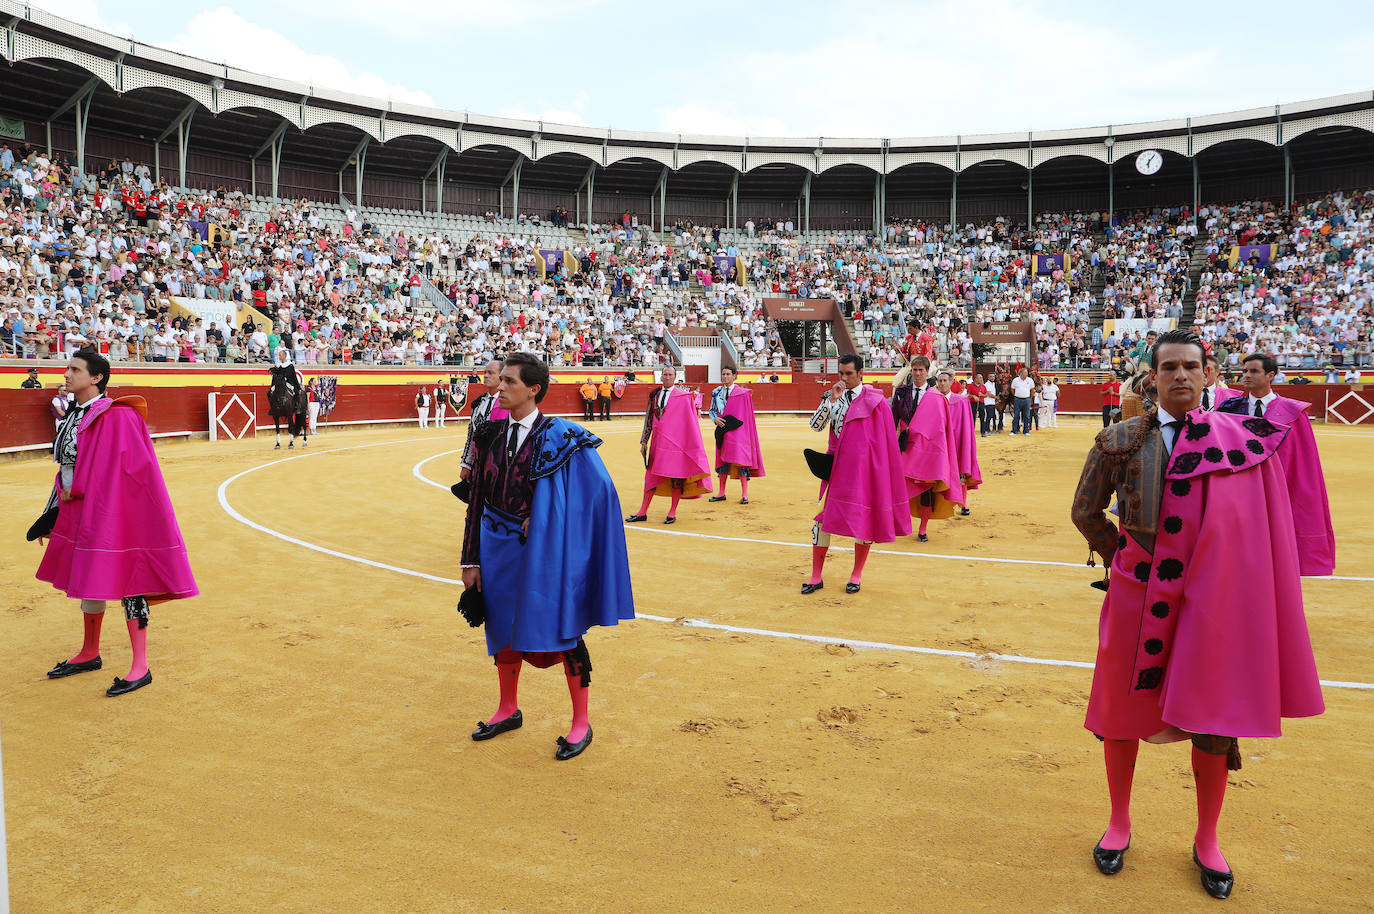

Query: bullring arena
[[3, 2, 1374, 911], [2, 396, 1372, 911]]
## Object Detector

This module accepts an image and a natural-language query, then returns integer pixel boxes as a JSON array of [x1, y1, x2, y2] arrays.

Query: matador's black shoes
[[1193, 845, 1234, 899], [663, 516, 676, 525], [708, 495, 727, 503], [801, 581, 823, 595], [624, 514, 647, 523], [1092, 835, 1129, 875], [106, 670, 152, 696], [555, 727, 592, 761], [47, 656, 102, 678], [471, 710, 523, 741], [845, 583, 861, 594]]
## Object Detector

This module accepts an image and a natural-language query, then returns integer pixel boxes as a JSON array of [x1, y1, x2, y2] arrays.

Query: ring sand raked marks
[[216, 435, 1374, 690]]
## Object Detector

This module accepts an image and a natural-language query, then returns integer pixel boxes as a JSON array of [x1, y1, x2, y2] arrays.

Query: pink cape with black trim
[[716, 387, 766, 478], [1085, 409, 1323, 740], [36, 397, 198, 603], [643, 388, 712, 498], [816, 387, 912, 543]]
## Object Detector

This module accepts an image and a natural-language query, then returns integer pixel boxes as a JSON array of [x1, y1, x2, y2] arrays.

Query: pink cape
[[1085, 409, 1324, 739], [816, 387, 912, 543], [947, 393, 983, 490], [644, 388, 712, 498], [896, 390, 964, 517], [36, 398, 199, 603], [1263, 396, 1335, 576], [490, 404, 510, 422], [715, 387, 766, 478], [1211, 386, 1242, 410]]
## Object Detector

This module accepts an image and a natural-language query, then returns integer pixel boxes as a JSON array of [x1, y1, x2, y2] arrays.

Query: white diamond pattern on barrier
[[1327, 390, 1374, 425], [214, 393, 257, 440]]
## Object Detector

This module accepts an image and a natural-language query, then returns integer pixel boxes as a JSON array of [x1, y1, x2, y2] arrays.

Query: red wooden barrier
[[6, 381, 1366, 452]]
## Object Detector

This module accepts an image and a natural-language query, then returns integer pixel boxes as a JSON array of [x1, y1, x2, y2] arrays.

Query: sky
[[33, 0, 1374, 139]]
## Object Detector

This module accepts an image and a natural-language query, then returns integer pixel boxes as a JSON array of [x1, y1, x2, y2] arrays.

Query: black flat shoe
[[105, 670, 152, 696], [472, 710, 523, 741], [555, 727, 592, 761], [801, 581, 823, 595], [47, 656, 102, 679], [1093, 835, 1129, 875], [625, 515, 647, 523], [664, 516, 676, 525], [708, 496, 727, 502], [845, 582, 861, 594], [917, 533, 929, 543], [959, 507, 971, 516], [739, 497, 749, 505], [1193, 845, 1234, 899]]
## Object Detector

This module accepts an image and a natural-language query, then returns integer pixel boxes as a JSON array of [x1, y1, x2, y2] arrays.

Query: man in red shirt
[[1100, 377, 1121, 427]]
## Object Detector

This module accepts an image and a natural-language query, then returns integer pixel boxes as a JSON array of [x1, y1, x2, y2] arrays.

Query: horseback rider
[[269, 348, 308, 449]]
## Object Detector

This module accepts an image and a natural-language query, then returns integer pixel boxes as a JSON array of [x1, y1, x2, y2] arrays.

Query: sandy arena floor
[[2, 413, 1372, 913]]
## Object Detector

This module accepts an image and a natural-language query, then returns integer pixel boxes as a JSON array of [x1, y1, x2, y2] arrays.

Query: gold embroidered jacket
[[1071, 413, 1166, 561]]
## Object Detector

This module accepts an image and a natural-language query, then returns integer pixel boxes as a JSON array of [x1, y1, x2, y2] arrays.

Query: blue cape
[[481, 417, 635, 653]]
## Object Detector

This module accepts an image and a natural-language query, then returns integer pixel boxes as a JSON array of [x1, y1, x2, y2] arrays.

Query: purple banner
[[1033, 253, 1067, 275], [188, 220, 209, 241], [713, 255, 738, 279], [1231, 244, 1274, 267], [539, 249, 565, 274]]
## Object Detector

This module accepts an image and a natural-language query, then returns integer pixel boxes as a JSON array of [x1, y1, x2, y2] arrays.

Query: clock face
[[1135, 150, 1163, 176]]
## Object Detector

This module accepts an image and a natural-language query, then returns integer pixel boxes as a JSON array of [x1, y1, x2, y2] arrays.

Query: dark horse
[[268, 364, 308, 449]]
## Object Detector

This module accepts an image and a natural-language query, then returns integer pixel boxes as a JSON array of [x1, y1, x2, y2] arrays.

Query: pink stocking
[[807, 545, 827, 586], [739, 476, 749, 500], [490, 650, 522, 724], [565, 672, 590, 743], [849, 543, 871, 585], [918, 502, 932, 535], [1101, 738, 1138, 851], [667, 490, 681, 519], [1193, 745, 1230, 871], [635, 489, 654, 516], [125, 618, 149, 682], [71, 610, 104, 664], [716, 474, 728, 497]]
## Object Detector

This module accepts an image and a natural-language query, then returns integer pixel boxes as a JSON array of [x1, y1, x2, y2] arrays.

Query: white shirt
[[506, 409, 539, 455], [1246, 391, 1279, 415], [1042, 382, 1059, 403], [1011, 376, 1034, 398], [1157, 405, 1184, 455]]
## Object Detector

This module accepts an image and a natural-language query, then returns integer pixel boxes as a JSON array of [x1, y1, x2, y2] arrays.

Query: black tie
[[507, 425, 520, 461], [1163, 420, 1182, 454], [1202, 389, 1211, 410], [845, 389, 854, 405], [1254, 399, 1264, 418]]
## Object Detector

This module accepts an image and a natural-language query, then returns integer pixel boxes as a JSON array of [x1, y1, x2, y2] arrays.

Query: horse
[[268, 367, 308, 449]]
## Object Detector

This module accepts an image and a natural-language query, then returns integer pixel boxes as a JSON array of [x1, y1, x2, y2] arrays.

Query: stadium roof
[[2, 1, 1372, 203]]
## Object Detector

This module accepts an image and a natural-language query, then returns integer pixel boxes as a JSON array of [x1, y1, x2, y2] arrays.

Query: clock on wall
[[1135, 150, 1163, 176]]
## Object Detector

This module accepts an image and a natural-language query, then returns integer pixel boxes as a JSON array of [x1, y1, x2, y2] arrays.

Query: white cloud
[[651, 0, 1374, 138], [277, 0, 608, 32], [30, 0, 135, 39], [656, 104, 789, 138], [498, 90, 593, 128], [160, 7, 434, 106]]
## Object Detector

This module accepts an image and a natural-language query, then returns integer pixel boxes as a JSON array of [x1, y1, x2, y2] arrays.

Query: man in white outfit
[[433, 380, 449, 428], [416, 386, 431, 429], [1041, 378, 1060, 428]]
